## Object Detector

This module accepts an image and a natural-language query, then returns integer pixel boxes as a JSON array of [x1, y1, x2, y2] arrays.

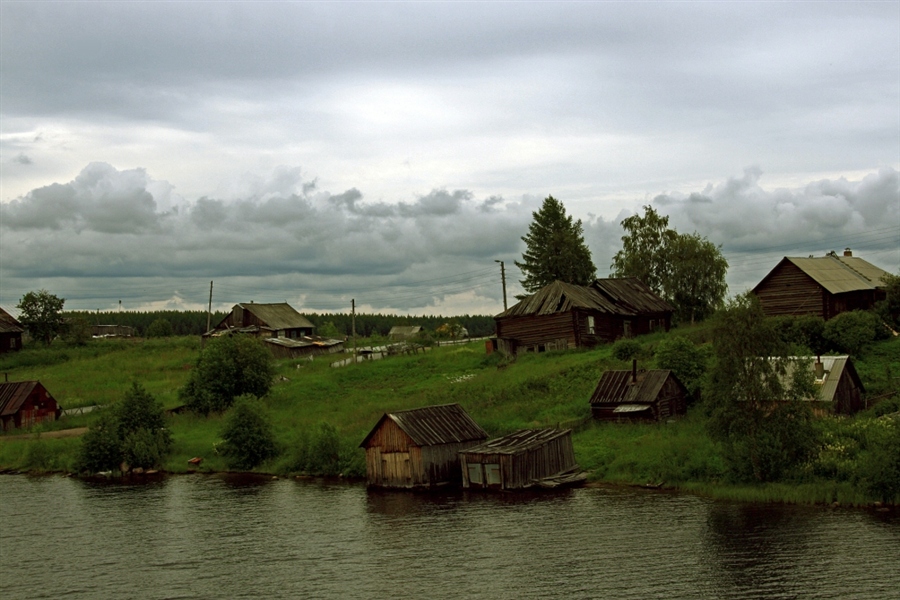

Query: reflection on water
[[1, 475, 897, 600]]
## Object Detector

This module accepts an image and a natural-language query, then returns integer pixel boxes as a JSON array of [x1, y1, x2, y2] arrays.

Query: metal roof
[[0, 381, 40, 417], [781, 256, 889, 295], [235, 303, 315, 331], [462, 428, 571, 455], [360, 403, 488, 448], [779, 356, 863, 402], [0, 307, 24, 335], [589, 370, 683, 405], [496, 278, 673, 319]]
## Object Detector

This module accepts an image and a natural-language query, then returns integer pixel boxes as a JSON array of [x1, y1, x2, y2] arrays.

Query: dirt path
[[1, 427, 88, 441]]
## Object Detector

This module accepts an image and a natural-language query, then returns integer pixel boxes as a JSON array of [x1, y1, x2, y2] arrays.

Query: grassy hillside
[[2, 329, 898, 505]]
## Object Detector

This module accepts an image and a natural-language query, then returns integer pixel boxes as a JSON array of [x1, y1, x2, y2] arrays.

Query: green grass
[[2, 329, 898, 506]]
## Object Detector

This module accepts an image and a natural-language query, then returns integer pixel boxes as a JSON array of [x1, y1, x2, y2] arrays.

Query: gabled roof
[[234, 303, 315, 331], [755, 255, 889, 295], [0, 307, 24, 335], [360, 403, 488, 448], [589, 370, 684, 405], [0, 381, 42, 417], [496, 278, 673, 319], [462, 428, 571, 455], [389, 326, 422, 336], [778, 356, 864, 402]]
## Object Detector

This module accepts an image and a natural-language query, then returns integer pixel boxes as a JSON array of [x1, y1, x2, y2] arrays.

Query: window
[[649, 319, 656, 332], [587, 316, 595, 335], [468, 463, 483, 485], [624, 321, 632, 338]]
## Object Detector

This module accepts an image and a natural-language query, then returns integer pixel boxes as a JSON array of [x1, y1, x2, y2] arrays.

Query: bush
[[219, 395, 278, 470], [612, 338, 643, 361], [146, 318, 174, 338], [771, 315, 826, 354], [180, 335, 275, 414], [857, 416, 900, 503], [823, 311, 883, 356], [77, 411, 124, 473], [653, 336, 710, 399]]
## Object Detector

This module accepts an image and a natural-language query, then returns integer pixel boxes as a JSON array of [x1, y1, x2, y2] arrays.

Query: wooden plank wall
[[754, 263, 826, 317]]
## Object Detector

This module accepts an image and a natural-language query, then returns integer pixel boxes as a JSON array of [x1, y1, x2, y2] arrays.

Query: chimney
[[843, 248, 852, 257], [632, 359, 637, 384], [815, 356, 825, 380]]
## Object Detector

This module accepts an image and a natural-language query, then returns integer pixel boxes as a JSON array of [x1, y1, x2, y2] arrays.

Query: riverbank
[[1, 332, 898, 506]]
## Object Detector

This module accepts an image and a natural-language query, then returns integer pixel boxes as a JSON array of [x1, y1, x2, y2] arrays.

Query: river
[[1, 474, 897, 599]]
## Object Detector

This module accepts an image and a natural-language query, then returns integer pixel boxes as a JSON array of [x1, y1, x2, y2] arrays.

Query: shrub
[[180, 335, 275, 414], [219, 395, 278, 470], [146, 318, 174, 338], [772, 315, 826, 354], [823, 310, 882, 356], [653, 336, 710, 399], [612, 338, 643, 361], [857, 417, 900, 503], [77, 411, 124, 473], [308, 422, 342, 475]]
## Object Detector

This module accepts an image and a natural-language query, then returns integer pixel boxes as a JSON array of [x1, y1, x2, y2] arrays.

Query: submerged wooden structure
[[360, 403, 488, 489], [459, 428, 585, 491], [590, 366, 688, 422]]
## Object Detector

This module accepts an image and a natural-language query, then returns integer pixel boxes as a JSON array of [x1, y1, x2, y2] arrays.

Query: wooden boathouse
[[459, 428, 584, 491], [360, 403, 488, 489]]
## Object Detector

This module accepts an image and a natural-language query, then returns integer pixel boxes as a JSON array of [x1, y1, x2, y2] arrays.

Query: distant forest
[[66, 310, 497, 338]]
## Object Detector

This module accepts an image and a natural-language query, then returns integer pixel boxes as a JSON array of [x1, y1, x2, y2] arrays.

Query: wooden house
[[494, 278, 674, 355], [779, 356, 866, 415], [208, 302, 315, 339], [359, 403, 488, 489], [0, 307, 24, 354], [0, 381, 61, 431], [590, 366, 688, 422], [459, 428, 585, 491], [752, 250, 889, 320]]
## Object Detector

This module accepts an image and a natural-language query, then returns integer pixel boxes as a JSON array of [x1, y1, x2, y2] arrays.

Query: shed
[[0, 307, 24, 354], [264, 335, 345, 359], [459, 428, 584, 490], [752, 250, 889, 320], [359, 403, 488, 489], [208, 302, 315, 339], [494, 278, 673, 355], [590, 367, 688, 422], [388, 325, 422, 341], [778, 356, 866, 415], [0, 381, 62, 431]]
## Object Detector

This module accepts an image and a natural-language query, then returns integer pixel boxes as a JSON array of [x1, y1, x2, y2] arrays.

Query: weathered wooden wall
[[754, 262, 826, 317], [461, 434, 577, 490]]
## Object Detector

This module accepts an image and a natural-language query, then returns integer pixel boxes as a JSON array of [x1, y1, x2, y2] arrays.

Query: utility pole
[[351, 298, 357, 361], [206, 281, 213, 333], [495, 260, 508, 311]]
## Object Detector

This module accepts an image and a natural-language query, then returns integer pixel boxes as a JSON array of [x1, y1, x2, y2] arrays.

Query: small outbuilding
[[0, 381, 62, 431], [388, 325, 422, 341], [779, 356, 866, 415], [0, 307, 24, 353], [263, 335, 345, 359], [459, 428, 585, 491], [590, 366, 688, 422], [359, 403, 488, 489]]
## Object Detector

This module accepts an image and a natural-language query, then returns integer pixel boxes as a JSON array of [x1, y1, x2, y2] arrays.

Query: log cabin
[[0, 381, 61, 431], [0, 307, 24, 354], [589, 366, 688, 422]]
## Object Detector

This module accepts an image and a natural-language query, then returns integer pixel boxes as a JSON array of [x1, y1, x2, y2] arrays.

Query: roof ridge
[[833, 255, 876, 284]]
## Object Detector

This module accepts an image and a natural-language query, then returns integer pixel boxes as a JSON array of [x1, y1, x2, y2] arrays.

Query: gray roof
[[462, 428, 571, 455], [779, 356, 864, 402], [235, 303, 315, 330], [589, 370, 684, 405], [360, 403, 488, 448], [762, 255, 890, 295], [0, 307, 24, 335], [496, 278, 673, 319]]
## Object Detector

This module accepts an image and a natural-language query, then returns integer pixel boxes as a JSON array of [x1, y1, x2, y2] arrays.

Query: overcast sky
[[1, 2, 898, 317]]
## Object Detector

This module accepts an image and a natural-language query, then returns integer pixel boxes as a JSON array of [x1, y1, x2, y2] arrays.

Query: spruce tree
[[515, 196, 596, 293]]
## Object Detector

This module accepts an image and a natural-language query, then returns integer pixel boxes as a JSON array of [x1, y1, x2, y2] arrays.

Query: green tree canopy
[[705, 294, 819, 482], [16, 289, 66, 345], [515, 195, 596, 294], [219, 395, 279, 470], [179, 334, 275, 415], [611, 206, 727, 323]]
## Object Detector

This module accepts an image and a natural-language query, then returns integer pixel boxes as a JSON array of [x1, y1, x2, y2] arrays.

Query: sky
[[1, 1, 898, 317]]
